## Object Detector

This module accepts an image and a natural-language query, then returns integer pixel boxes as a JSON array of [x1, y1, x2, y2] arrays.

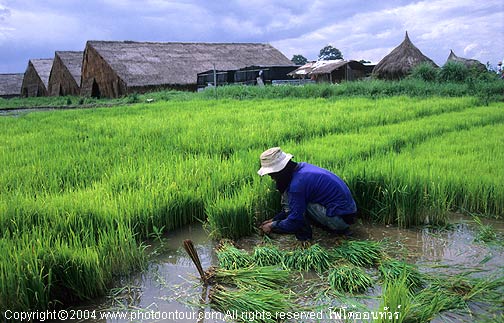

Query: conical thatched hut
[[48, 51, 83, 96], [445, 50, 486, 72], [0, 73, 24, 99], [21, 58, 53, 97], [81, 41, 292, 98], [373, 32, 438, 80]]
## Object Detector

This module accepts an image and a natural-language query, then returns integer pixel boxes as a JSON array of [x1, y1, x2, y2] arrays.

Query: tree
[[318, 45, 343, 60], [291, 54, 308, 65]]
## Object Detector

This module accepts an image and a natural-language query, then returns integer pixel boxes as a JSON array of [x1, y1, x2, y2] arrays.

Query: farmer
[[258, 147, 357, 241]]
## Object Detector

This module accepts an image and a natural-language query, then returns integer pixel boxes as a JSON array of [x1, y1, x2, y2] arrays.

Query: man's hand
[[260, 219, 273, 226], [259, 221, 274, 234]]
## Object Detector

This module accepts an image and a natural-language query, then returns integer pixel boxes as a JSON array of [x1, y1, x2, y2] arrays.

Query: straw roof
[[309, 60, 366, 75], [55, 51, 83, 84], [86, 41, 292, 87], [29, 58, 53, 88], [373, 32, 438, 80], [0, 73, 24, 97], [445, 50, 486, 72]]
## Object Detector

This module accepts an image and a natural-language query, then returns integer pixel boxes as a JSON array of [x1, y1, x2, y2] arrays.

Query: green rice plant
[[405, 272, 504, 322], [209, 266, 290, 290], [215, 242, 252, 270], [472, 216, 499, 244], [376, 271, 413, 323], [282, 243, 332, 273], [209, 285, 294, 323], [332, 240, 383, 267], [378, 259, 424, 291], [252, 245, 284, 267], [327, 263, 373, 294]]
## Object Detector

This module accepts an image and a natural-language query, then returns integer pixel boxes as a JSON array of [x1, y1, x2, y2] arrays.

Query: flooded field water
[[69, 214, 503, 323]]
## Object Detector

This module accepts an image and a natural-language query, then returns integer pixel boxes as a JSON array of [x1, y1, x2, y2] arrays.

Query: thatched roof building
[[21, 58, 53, 97], [445, 50, 486, 72], [0, 73, 24, 99], [81, 41, 292, 98], [288, 60, 368, 83], [372, 32, 437, 80], [48, 51, 83, 96]]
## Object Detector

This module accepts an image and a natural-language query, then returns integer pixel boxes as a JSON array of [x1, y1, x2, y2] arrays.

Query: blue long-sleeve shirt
[[272, 162, 356, 235]]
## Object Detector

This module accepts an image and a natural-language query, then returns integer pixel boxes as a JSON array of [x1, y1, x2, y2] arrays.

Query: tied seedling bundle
[[378, 259, 424, 291], [332, 240, 383, 267], [327, 263, 374, 294], [207, 266, 290, 290], [282, 243, 332, 273], [209, 285, 295, 323], [216, 242, 251, 270], [252, 245, 283, 267]]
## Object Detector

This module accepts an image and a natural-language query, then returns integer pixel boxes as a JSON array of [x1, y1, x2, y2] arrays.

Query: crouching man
[[258, 147, 357, 241]]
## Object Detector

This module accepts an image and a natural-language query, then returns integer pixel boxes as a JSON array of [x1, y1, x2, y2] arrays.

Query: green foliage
[[378, 259, 424, 291], [216, 242, 252, 270], [409, 62, 439, 82], [291, 54, 308, 65], [1, 92, 503, 312], [327, 263, 373, 294], [439, 61, 470, 82], [282, 243, 332, 273], [318, 44, 343, 60], [332, 240, 383, 267]]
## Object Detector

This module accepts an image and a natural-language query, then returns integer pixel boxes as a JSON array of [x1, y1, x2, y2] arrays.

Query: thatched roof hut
[[372, 32, 438, 80], [81, 41, 292, 98], [445, 50, 486, 72], [21, 58, 53, 97], [48, 51, 83, 96], [308, 60, 368, 83], [0, 73, 24, 99], [288, 60, 368, 83]]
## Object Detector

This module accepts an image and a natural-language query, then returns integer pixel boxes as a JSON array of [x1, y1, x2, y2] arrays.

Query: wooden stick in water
[[183, 239, 208, 285]]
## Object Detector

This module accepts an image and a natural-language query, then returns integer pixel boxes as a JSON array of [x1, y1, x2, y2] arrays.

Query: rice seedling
[[327, 263, 373, 294], [207, 266, 290, 290], [282, 243, 332, 273], [215, 242, 252, 270], [1, 92, 502, 313], [209, 285, 294, 323], [332, 240, 383, 267], [472, 216, 500, 244], [376, 271, 413, 323], [378, 259, 424, 291], [252, 245, 284, 267]]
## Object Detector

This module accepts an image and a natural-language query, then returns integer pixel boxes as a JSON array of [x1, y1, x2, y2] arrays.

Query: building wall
[[81, 46, 127, 98], [21, 63, 48, 97], [48, 55, 80, 96]]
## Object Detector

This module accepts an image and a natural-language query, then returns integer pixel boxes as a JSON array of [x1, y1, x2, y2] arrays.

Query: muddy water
[[70, 215, 503, 323]]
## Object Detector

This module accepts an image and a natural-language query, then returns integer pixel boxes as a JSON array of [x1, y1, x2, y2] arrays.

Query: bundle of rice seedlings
[[208, 266, 290, 290], [378, 259, 424, 291], [252, 245, 283, 267], [216, 242, 251, 270], [327, 264, 373, 294], [282, 243, 332, 273], [209, 285, 294, 323], [332, 240, 383, 267]]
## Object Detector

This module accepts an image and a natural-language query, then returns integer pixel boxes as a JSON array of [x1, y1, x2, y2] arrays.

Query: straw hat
[[257, 147, 293, 176]]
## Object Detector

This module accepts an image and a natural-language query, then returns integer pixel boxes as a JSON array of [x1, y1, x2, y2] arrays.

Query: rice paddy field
[[1, 87, 503, 322]]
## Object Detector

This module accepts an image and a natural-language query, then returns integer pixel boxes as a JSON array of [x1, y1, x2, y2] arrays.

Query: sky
[[1, 0, 503, 73]]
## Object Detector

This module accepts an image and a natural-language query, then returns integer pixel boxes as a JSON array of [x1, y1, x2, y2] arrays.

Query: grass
[[327, 263, 374, 294], [282, 243, 332, 273], [252, 245, 284, 267], [332, 240, 384, 267], [215, 242, 252, 270], [378, 259, 424, 291], [0, 88, 503, 312], [208, 265, 290, 290], [209, 285, 294, 323]]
